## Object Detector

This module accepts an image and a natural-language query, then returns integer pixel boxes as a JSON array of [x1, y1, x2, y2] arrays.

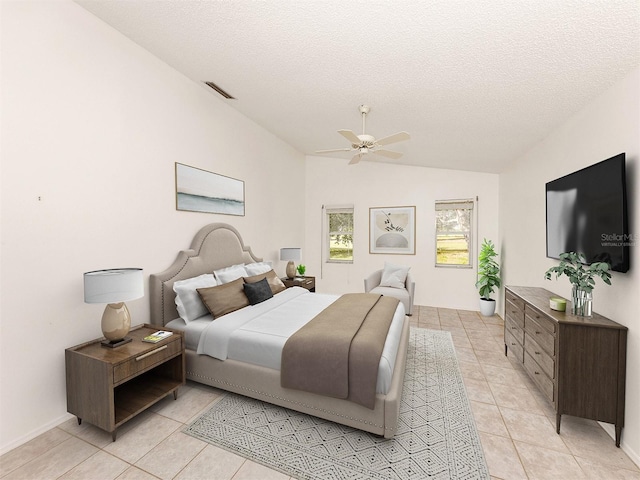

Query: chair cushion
[[379, 262, 410, 288]]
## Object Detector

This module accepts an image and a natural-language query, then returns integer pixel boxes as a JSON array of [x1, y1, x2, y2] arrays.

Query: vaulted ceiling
[[76, 0, 639, 172]]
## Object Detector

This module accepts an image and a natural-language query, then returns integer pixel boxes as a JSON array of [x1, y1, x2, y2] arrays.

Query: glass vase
[[571, 285, 592, 317]]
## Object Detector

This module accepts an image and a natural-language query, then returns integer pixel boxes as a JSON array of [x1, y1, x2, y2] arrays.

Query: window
[[325, 206, 354, 263], [435, 199, 474, 267]]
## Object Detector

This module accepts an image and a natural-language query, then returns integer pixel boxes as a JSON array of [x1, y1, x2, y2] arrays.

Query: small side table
[[65, 324, 186, 441], [282, 275, 315, 292]]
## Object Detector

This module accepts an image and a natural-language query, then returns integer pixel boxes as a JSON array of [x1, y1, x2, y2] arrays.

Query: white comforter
[[184, 287, 405, 394]]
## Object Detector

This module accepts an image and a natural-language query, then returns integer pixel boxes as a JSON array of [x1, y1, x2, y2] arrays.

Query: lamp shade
[[280, 248, 301, 262], [84, 268, 144, 304]]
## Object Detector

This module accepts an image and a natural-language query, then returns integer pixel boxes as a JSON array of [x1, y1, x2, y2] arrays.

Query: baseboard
[[0, 413, 74, 456], [599, 421, 640, 468]]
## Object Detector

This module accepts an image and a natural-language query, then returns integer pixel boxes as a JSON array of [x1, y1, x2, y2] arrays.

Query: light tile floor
[[2, 306, 638, 479]]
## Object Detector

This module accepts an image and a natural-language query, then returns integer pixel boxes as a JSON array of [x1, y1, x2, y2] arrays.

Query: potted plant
[[544, 252, 611, 316], [476, 239, 501, 316], [296, 264, 306, 276]]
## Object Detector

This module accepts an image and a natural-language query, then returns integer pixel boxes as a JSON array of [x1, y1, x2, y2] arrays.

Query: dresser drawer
[[525, 332, 555, 379], [525, 305, 556, 334], [524, 352, 554, 403], [505, 297, 525, 329], [113, 338, 182, 384], [525, 313, 556, 356], [505, 330, 524, 363], [505, 289, 525, 311], [505, 317, 524, 345]]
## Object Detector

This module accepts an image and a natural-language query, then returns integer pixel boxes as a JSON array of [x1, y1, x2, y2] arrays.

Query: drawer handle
[[534, 371, 540, 375], [535, 331, 541, 335], [511, 326, 517, 330], [511, 343, 516, 346], [136, 345, 168, 361], [535, 351, 541, 355]]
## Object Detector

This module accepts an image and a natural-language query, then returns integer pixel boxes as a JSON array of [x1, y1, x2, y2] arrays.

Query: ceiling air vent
[[204, 81, 235, 99]]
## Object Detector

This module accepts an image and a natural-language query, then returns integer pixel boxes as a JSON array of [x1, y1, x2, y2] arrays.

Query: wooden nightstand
[[65, 324, 185, 441], [281, 275, 315, 292]]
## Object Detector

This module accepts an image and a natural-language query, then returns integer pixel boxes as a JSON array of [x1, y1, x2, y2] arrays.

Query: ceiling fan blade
[[372, 149, 403, 159], [315, 148, 353, 154], [375, 131, 410, 146], [338, 129, 361, 144], [348, 153, 363, 165]]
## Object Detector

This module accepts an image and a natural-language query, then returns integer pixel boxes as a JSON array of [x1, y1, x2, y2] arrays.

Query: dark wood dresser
[[504, 286, 627, 446]]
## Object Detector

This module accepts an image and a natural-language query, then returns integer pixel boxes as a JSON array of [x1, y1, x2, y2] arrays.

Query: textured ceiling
[[75, 0, 639, 173]]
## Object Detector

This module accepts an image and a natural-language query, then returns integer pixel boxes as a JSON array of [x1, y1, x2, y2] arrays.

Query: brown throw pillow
[[197, 277, 249, 318], [244, 269, 286, 295]]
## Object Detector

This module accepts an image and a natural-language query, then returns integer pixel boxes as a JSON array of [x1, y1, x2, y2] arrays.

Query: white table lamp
[[280, 248, 301, 279], [84, 268, 144, 348]]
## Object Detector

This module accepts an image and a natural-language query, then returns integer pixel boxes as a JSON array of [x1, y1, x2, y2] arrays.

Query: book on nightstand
[[142, 330, 173, 343]]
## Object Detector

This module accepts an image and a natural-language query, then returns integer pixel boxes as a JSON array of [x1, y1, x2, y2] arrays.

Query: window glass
[[326, 208, 354, 262], [435, 200, 474, 267]]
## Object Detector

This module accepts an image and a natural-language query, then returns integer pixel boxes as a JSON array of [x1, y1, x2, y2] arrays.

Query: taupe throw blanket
[[281, 293, 399, 409]]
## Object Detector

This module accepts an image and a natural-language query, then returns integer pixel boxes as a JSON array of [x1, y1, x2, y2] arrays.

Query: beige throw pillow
[[197, 277, 249, 318], [244, 269, 286, 295]]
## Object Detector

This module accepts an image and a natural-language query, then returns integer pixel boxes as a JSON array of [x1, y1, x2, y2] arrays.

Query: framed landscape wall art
[[175, 163, 245, 216], [369, 206, 416, 254]]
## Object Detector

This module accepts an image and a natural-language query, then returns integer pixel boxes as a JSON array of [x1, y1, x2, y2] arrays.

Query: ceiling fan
[[316, 105, 410, 165]]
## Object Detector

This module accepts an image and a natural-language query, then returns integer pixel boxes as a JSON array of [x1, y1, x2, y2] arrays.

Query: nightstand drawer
[[113, 339, 181, 384], [282, 276, 315, 292], [299, 278, 314, 288]]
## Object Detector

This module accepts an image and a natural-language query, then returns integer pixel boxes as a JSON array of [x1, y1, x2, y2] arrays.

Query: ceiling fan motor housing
[[353, 134, 376, 149]]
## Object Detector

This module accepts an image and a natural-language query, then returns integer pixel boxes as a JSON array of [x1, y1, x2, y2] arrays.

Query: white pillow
[[214, 263, 247, 284], [244, 262, 272, 276], [379, 262, 410, 289], [173, 274, 217, 322]]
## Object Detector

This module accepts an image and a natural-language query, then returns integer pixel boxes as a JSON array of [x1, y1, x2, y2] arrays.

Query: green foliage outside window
[[435, 202, 473, 266], [328, 212, 353, 261]]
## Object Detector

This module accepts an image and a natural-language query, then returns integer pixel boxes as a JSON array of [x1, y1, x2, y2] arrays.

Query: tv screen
[[546, 153, 629, 273]]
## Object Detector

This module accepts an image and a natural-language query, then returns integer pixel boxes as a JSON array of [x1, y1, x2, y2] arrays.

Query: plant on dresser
[[544, 251, 611, 316]]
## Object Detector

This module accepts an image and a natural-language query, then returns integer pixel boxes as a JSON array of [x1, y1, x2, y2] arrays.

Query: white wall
[[304, 157, 500, 310], [499, 66, 639, 463], [0, 1, 305, 453]]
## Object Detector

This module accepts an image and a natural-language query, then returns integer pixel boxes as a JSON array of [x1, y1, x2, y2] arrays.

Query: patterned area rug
[[184, 328, 489, 479]]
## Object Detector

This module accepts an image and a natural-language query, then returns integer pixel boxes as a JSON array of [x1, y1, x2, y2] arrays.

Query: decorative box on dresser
[[504, 286, 627, 447], [65, 324, 186, 441]]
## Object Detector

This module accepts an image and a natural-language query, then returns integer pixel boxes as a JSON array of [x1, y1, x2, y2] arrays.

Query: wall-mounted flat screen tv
[[546, 153, 629, 273]]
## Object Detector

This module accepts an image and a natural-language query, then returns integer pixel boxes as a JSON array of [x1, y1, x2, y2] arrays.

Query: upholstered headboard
[[149, 223, 262, 326]]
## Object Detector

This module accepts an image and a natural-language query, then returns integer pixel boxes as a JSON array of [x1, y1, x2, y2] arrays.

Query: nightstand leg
[[615, 425, 622, 447], [556, 413, 562, 434], [112, 430, 117, 442], [173, 390, 178, 400]]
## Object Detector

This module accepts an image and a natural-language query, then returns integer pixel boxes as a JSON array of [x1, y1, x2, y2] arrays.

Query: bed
[[149, 223, 410, 438]]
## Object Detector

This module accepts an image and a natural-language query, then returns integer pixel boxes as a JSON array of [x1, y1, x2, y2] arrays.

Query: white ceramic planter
[[479, 298, 496, 316]]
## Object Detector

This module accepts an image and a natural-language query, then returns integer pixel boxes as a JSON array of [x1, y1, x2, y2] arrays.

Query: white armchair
[[364, 269, 415, 316]]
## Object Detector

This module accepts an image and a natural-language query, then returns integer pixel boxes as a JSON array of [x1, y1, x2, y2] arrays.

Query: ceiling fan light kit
[[316, 105, 410, 165]]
